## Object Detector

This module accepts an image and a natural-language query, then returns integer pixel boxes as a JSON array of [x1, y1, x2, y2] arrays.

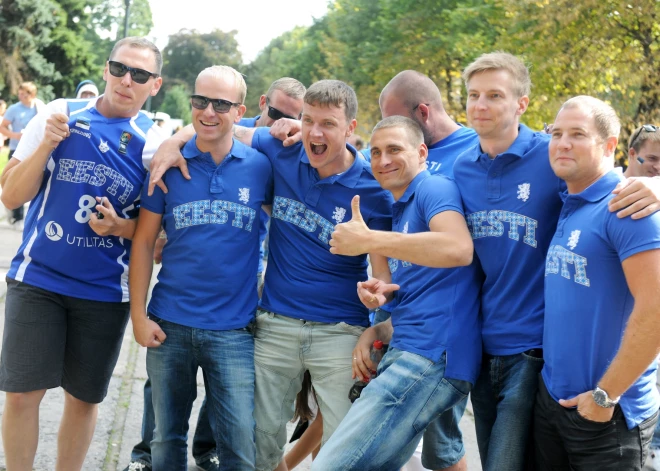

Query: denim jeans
[[535, 376, 658, 470], [422, 395, 469, 468], [129, 378, 216, 466], [253, 311, 365, 471], [471, 351, 544, 471], [311, 348, 471, 471], [146, 315, 255, 471]]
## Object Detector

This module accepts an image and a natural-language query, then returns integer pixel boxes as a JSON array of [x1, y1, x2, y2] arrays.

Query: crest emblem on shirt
[[238, 188, 250, 204], [118, 131, 132, 155], [567, 230, 581, 250], [333, 207, 346, 224], [402, 222, 409, 234], [517, 183, 531, 202], [98, 138, 110, 153]]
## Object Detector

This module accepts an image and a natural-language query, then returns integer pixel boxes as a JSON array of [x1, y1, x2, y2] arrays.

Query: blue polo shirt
[[388, 171, 483, 383], [237, 114, 268, 274], [252, 128, 393, 326], [141, 137, 273, 330], [238, 115, 260, 127], [426, 126, 478, 177], [542, 169, 660, 429], [453, 124, 563, 355]]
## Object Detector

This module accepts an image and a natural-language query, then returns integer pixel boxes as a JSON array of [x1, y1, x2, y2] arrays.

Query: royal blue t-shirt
[[237, 114, 268, 274], [8, 98, 164, 302], [252, 128, 393, 326], [388, 171, 483, 384], [426, 126, 478, 177], [542, 169, 660, 429], [453, 124, 564, 355], [142, 137, 273, 330]]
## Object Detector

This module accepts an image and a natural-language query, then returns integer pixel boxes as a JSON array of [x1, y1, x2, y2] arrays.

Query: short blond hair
[[462, 52, 531, 98], [267, 77, 306, 101], [196, 65, 247, 103]]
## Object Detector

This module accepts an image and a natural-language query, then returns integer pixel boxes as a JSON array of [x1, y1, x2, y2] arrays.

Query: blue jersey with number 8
[[8, 98, 165, 302]]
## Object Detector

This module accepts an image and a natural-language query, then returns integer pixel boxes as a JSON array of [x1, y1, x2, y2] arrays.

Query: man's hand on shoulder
[[270, 118, 302, 147], [609, 176, 660, 219], [148, 137, 189, 196]]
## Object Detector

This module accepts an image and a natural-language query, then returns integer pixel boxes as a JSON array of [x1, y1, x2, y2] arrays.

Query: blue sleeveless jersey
[[8, 98, 165, 302]]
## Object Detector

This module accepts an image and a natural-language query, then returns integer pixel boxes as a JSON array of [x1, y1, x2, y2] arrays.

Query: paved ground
[[0, 207, 483, 471]]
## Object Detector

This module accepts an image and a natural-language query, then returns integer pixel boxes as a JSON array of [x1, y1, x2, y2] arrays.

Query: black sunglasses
[[266, 98, 299, 121], [190, 95, 241, 114], [108, 61, 159, 84], [630, 124, 659, 149]]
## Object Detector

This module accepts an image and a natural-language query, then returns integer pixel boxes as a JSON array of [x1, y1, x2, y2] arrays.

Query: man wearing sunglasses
[[625, 124, 660, 179], [239, 77, 305, 128], [129, 65, 271, 471], [147, 79, 393, 471], [0, 37, 163, 471]]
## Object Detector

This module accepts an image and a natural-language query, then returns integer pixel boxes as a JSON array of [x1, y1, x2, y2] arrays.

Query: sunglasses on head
[[108, 61, 159, 85], [266, 98, 299, 121], [630, 124, 659, 149], [190, 95, 241, 114]]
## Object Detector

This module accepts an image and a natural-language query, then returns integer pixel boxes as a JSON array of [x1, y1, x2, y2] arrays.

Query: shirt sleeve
[[252, 127, 286, 159], [139, 172, 166, 215], [417, 176, 465, 226], [12, 99, 69, 161], [606, 206, 660, 262], [141, 124, 168, 170]]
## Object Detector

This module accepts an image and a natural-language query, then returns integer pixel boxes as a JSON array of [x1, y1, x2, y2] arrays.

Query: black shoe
[[122, 460, 151, 471], [196, 454, 220, 471]]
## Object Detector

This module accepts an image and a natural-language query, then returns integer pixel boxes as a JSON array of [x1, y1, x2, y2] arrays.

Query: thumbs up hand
[[329, 195, 372, 256]]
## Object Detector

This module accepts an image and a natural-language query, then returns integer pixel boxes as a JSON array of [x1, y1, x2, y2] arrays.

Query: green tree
[[153, 29, 243, 111], [159, 84, 191, 125], [0, 0, 60, 98]]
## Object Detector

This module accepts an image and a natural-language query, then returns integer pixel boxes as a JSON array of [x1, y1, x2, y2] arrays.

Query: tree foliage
[[151, 29, 243, 111], [159, 84, 191, 124]]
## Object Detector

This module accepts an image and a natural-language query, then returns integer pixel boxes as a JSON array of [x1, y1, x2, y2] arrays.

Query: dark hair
[[292, 370, 317, 422]]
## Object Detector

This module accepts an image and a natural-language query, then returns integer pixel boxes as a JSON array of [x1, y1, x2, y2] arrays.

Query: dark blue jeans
[[471, 351, 544, 471], [146, 316, 255, 471], [129, 378, 215, 466]]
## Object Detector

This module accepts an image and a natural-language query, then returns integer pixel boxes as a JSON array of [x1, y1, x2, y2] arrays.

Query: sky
[[147, 0, 332, 63]]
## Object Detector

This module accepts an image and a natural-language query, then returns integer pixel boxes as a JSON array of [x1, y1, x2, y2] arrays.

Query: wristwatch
[[592, 386, 620, 408]]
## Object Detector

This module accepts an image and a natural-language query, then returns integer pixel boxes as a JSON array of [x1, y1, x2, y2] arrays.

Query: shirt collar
[[560, 168, 624, 203], [396, 171, 431, 204], [469, 124, 536, 162], [182, 136, 247, 162], [300, 144, 364, 188]]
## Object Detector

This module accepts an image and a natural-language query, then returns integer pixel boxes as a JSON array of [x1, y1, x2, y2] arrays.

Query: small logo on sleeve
[[332, 207, 346, 224], [517, 183, 531, 202], [118, 131, 132, 155], [238, 188, 250, 204], [567, 230, 581, 250]]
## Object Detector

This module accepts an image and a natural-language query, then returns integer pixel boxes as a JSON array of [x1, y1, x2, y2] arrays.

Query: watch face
[[593, 389, 607, 406]]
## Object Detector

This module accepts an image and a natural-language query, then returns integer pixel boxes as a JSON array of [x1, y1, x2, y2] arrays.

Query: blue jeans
[[312, 348, 471, 471], [129, 378, 216, 466], [422, 396, 468, 468], [146, 316, 255, 471], [471, 352, 544, 471]]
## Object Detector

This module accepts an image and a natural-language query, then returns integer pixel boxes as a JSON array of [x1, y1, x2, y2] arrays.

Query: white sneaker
[[649, 447, 660, 470]]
